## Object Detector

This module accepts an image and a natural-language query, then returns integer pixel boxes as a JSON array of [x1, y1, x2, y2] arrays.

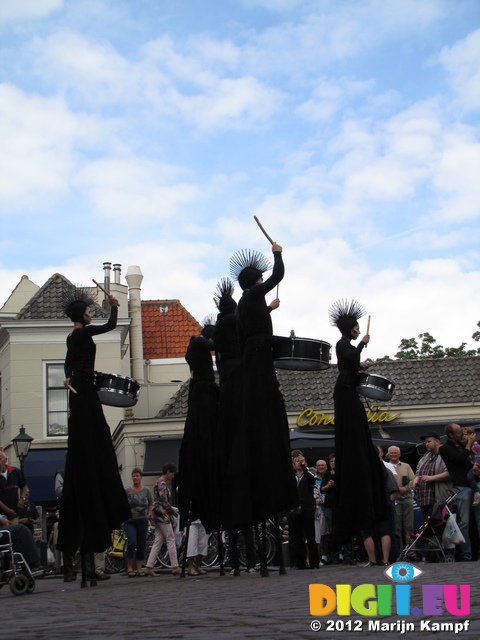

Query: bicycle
[[104, 527, 127, 574], [106, 523, 161, 573]]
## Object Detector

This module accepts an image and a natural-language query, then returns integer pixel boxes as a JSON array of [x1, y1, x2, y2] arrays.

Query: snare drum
[[272, 336, 331, 371], [356, 372, 395, 401], [94, 372, 140, 407]]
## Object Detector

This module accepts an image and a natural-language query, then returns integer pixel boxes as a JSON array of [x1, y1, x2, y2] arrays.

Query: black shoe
[[64, 575, 75, 582], [94, 573, 110, 581]]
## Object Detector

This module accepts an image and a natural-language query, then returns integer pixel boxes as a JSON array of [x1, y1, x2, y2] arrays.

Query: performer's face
[[351, 324, 360, 339], [83, 307, 92, 325]]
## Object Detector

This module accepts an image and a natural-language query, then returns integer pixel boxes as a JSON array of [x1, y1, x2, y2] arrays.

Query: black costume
[[329, 300, 386, 546], [213, 279, 242, 528], [227, 250, 298, 527], [57, 302, 131, 556], [178, 329, 218, 533]]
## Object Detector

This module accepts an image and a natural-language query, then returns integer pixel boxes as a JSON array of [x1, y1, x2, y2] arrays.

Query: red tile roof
[[141, 299, 202, 359]]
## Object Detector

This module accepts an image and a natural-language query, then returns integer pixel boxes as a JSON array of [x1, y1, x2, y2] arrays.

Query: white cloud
[[437, 28, 480, 111], [32, 30, 282, 131], [73, 157, 203, 221], [0, 0, 62, 22], [0, 84, 115, 212]]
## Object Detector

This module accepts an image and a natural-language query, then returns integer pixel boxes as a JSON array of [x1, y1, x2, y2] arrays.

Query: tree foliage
[[393, 329, 480, 360]]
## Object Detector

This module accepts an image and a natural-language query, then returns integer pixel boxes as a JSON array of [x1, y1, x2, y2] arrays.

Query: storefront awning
[[24, 449, 67, 504]]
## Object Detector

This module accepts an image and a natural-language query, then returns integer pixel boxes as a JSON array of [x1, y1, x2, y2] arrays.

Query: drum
[[356, 372, 395, 401], [94, 372, 140, 407], [272, 336, 331, 371]]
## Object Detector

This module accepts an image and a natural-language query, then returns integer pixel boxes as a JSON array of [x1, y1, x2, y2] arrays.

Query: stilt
[[260, 520, 269, 577], [229, 529, 240, 576], [217, 528, 225, 576], [180, 500, 193, 578], [273, 513, 286, 575], [80, 552, 88, 588], [350, 536, 356, 565], [89, 553, 97, 586]]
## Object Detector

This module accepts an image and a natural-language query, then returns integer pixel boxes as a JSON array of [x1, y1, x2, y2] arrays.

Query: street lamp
[[12, 425, 34, 473]]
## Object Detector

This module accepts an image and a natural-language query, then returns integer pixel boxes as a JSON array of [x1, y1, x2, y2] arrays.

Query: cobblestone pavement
[[1, 561, 479, 640]]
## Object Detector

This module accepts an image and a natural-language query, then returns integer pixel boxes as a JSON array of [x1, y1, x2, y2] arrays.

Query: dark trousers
[[124, 518, 149, 562], [0, 524, 40, 567], [288, 509, 319, 569], [228, 526, 255, 569]]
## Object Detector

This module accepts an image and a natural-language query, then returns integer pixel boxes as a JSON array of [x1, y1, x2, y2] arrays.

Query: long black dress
[[214, 312, 242, 528], [57, 306, 131, 555], [332, 336, 386, 546], [178, 335, 218, 533], [227, 251, 298, 527]]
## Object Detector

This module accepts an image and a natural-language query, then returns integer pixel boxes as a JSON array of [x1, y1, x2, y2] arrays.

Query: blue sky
[[1, 0, 479, 360]]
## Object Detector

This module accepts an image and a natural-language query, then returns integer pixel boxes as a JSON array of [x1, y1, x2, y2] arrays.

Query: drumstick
[[92, 278, 109, 297], [253, 215, 274, 245], [93, 279, 119, 306], [365, 315, 371, 349], [67, 384, 77, 395]]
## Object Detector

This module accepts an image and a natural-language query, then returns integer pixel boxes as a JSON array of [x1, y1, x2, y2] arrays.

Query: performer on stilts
[[58, 287, 131, 587], [228, 242, 298, 575], [328, 299, 387, 553], [178, 317, 219, 576]]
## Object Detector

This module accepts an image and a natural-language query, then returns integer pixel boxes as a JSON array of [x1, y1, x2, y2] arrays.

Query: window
[[46, 364, 68, 437]]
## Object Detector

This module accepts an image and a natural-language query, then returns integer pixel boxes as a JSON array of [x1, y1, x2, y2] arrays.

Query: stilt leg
[[273, 514, 286, 575], [80, 553, 88, 588], [230, 529, 240, 577], [180, 500, 193, 579], [260, 520, 269, 577], [89, 553, 97, 586], [350, 536, 356, 565], [217, 528, 225, 576]]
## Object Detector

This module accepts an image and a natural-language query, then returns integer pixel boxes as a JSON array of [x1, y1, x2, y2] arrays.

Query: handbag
[[153, 502, 167, 523], [442, 513, 465, 546]]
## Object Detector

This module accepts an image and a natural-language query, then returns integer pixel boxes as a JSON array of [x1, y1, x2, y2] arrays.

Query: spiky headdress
[[214, 278, 234, 307], [201, 313, 217, 339], [328, 298, 366, 335], [202, 314, 217, 328], [230, 249, 272, 290], [61, 286, 94, 324], [213, 277, 237, 315]]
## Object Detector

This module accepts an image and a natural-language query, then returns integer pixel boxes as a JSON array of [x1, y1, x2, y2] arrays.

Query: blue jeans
[[124, 517, 149, 561], [467, 468, 480, 493], [453, 486, 473, 560]]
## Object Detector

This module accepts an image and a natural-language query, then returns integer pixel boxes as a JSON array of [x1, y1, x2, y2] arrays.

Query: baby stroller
[[397, 491, 457, 563], [0, 529, 36, 596]]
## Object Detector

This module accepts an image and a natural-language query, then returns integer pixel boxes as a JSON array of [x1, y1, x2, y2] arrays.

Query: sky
[[1, 0, 480, 362]]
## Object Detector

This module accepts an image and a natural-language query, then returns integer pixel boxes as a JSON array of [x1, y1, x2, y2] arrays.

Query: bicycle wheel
[[201, 532, 219, 568], [104, 552, 125, 574]]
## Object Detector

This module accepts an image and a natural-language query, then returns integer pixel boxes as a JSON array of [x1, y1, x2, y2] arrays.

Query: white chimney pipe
[[125, 265, 144, 383], [113, 263, 121, 284], [103, 262, 112, 298]]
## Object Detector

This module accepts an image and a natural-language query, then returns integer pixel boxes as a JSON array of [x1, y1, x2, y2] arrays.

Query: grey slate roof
[[156, 356, 480, 419], [16, 274, 107, 320]]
